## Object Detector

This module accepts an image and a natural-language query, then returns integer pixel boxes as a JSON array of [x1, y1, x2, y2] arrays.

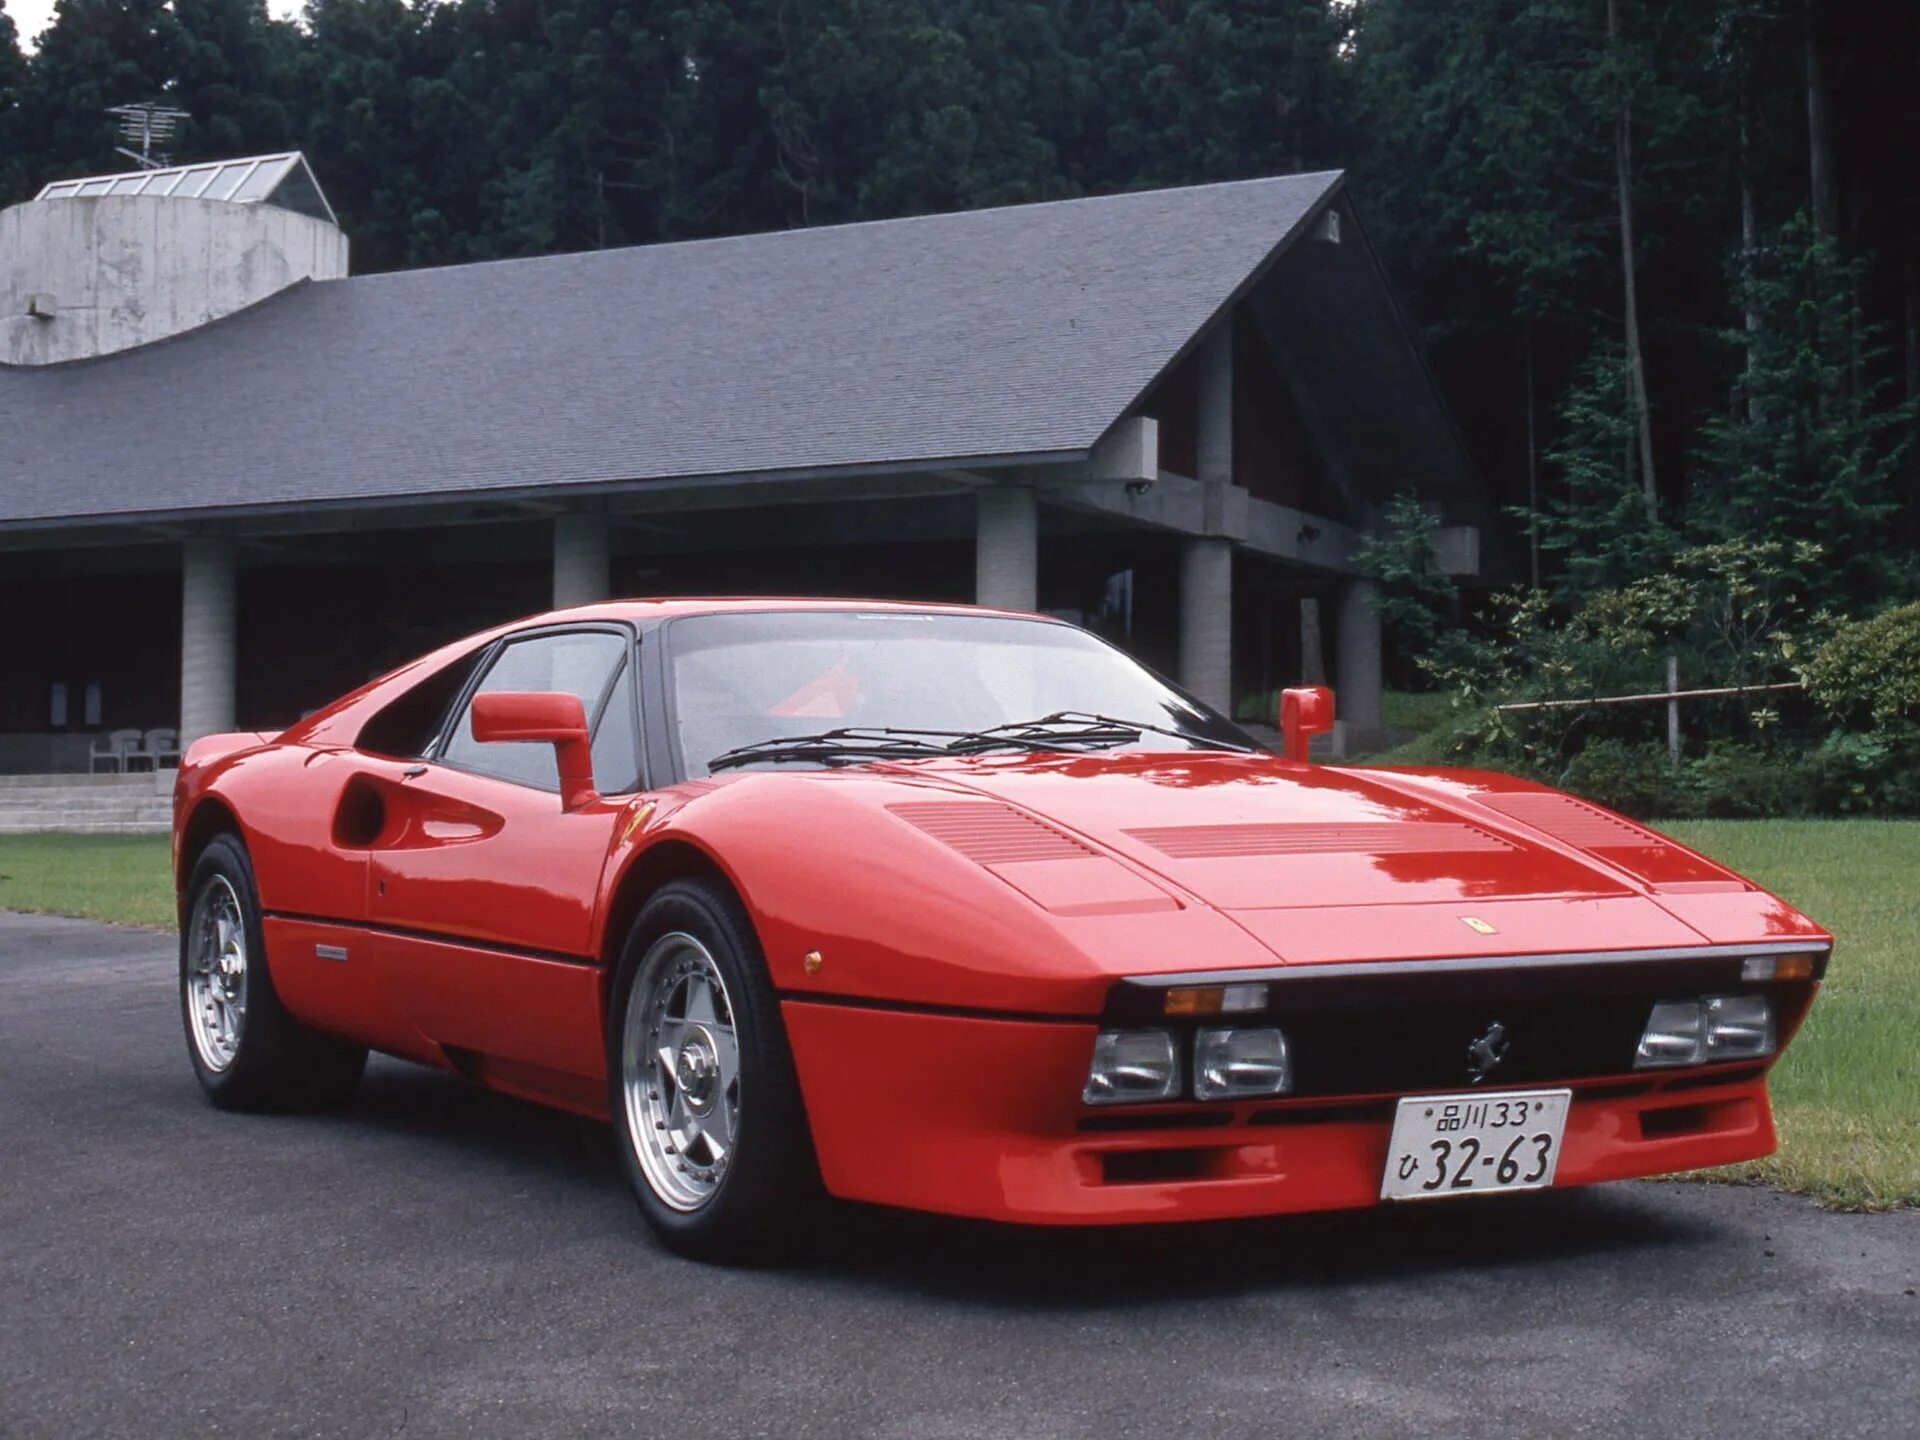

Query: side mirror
[[469, 691, 598, 811], [1279, 685, 1335, 764]]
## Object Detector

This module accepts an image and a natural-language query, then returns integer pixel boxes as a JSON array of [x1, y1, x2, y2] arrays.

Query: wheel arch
[[175, 796, 245, 923], [598, 836, 747, 990]]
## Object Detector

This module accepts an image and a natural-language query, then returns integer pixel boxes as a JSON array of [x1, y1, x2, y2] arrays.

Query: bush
[[1559, 738, 1676, 819], [1681, 741, 1807, 818], [1799, 603, 1920, 732]]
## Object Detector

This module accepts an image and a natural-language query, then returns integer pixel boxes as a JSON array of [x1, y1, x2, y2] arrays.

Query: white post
[[179, 536, 237, 746], [1334, 578, 1383, 744], [1666, 654, 1681, 768], [1179, 537, 1233, 714], [975, 486, 1039, 611], [1180, 319, 1235, 711], [553, 514, 612, 608]]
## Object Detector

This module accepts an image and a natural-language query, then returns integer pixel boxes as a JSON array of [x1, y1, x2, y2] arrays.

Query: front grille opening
[[1077, 1110, 1233, 1134], [1580, 1080, 1655, 1102], [1641, 1103, 1713, 1139], [1249, 1101, 1393, 1126], [1100, 1147, 1214, 1184], [1638, 1097, 1752, 1140]]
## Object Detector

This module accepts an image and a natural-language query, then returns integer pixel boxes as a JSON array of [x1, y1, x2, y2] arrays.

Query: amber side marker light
[[1741, 953, 1814, 983], [1164, 983, 1269, 1017]]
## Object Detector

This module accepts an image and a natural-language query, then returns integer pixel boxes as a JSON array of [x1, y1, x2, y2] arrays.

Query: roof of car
[[522, 596, 1060, 627]]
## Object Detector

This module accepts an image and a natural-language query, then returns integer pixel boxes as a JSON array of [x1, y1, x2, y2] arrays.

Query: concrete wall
[[0, 196, 348, 366]]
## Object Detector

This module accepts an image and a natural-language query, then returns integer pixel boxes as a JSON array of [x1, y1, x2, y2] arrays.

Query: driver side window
[[440, 630, 630, 790]]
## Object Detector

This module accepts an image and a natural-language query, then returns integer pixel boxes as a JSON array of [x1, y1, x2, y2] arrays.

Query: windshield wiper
[[706, 712, 1246, 773], [974, 711, 1258, 754], [707, 721, 1141, 772], [707, 728, 954, 772]]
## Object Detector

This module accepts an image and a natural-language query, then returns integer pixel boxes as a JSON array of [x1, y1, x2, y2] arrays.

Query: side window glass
[[441, 631, 626, 789], [590, 659, 641, 794]]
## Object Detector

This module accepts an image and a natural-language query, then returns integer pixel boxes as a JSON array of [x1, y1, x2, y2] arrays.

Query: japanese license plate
[[1380, 1088, 1572, 1201]]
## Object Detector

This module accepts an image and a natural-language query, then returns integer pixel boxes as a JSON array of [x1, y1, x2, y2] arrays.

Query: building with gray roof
[[0, 157, 1487, 774]]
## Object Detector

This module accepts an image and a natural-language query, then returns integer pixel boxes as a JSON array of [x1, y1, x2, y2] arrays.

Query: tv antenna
[[107, 102, 189, 169]]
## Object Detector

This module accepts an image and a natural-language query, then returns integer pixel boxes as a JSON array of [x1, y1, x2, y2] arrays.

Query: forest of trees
[[4, 2, 1919, 815]]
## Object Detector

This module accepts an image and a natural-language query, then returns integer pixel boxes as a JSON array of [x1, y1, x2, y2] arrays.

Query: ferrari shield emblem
[[1460, 916, 1498, 935]]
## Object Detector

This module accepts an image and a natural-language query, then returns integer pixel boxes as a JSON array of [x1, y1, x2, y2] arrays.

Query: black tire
[[180, 833, 367, 1111], [607, 876, 821, 1262]]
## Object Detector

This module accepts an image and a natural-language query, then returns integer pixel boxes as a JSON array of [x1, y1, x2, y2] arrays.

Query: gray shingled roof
[[0, 172, 1344, 529]]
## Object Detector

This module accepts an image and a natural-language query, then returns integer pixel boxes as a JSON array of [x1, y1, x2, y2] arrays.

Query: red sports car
[[173, 599, 1830, 1258]]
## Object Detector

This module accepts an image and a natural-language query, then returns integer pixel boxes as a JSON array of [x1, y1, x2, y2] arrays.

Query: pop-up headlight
[[1193, 1027, 1291, 1100], [1082, 1030, 1181, 1105]]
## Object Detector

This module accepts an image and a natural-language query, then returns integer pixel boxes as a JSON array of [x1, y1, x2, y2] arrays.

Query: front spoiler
[[782, 999, 1780, 1225]]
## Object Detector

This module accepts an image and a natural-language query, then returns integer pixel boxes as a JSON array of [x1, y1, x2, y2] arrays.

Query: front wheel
[[608, 877, 820, 1261]]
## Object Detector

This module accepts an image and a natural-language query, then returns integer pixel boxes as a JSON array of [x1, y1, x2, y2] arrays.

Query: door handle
[[403, 765, 428, 779]]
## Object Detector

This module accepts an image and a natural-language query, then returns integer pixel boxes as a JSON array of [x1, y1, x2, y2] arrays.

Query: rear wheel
[[181, 833, 367, 1110], [609, 877, 820, 1261]]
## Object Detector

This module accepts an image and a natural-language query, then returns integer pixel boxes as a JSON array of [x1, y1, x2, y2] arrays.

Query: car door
[[367, 625, 642, 1087]]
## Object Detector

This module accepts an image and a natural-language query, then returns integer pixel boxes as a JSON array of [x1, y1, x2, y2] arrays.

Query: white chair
[[89, 729, 142, 773], [141, 728, 182, 769]]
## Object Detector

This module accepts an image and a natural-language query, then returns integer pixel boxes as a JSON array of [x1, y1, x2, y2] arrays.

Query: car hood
[[878, 750, 1758, 964]]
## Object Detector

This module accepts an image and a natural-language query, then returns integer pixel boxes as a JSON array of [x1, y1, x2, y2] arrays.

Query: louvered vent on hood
[[1480, 793, 1746, 890], [887, 801, 1093, 864], [1126, 821, 1515, 860]]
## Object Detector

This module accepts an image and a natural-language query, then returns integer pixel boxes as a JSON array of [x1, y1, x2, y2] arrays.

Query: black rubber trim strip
[[261, 909, 599, 967], [776, 989, 1100, 1026], [1125, 940, 1831, 990]]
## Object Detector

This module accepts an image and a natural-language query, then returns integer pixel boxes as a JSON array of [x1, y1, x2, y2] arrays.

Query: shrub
[[1681, 741, 1807, 818], [1799, 603, 1920, 732], [1559, 739, 1676, 819]]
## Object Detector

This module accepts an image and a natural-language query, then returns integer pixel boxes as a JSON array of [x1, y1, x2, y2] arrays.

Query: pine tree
[[17, 0, 187, 180], [1538, 339, 1676, 600], [1693, 211, 1918, 609], [0, 2, 30, 206]]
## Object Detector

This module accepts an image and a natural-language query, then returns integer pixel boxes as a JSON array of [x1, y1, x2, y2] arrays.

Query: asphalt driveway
[[2, 910, 1915, 1440]]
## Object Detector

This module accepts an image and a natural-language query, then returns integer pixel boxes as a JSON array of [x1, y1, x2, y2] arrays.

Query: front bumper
[[783, 999, 1780, 1224]]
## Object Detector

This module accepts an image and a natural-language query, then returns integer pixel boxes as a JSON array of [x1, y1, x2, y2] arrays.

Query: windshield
[[665, 610, 1251, 775]]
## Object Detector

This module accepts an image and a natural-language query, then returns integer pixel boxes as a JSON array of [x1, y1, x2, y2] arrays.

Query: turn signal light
[[1739, 953, 1815, 983], [1163, 983, 1269, 1017]]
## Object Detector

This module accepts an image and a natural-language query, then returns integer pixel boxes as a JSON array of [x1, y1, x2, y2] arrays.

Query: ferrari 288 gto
[[172, 599, 1830, 1258]]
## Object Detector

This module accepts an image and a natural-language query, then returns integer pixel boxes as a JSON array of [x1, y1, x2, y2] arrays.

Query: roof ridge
[[337, 170, 1347, 289]]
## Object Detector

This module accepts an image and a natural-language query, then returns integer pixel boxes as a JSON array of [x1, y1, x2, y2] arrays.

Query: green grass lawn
[[1661, 819, 1919, 1210], [0, 834, 174, 929], [0, 821, 1912, 1206]]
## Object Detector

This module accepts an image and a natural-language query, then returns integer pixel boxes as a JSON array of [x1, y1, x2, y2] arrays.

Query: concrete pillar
[[1334, 577, 1384, 743], [1179, 537, 1233, 714], [975, 486, 1038, 611], [1180, 317, 1236, 712], [179, 537, 237, 746], [1196, 319, 1233, 487], [553, 514, 612, 608]]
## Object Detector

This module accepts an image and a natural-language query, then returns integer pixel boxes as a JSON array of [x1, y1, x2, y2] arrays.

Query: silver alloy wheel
[[622, 931, 742, 1212], [186, 874, 249, 1072]]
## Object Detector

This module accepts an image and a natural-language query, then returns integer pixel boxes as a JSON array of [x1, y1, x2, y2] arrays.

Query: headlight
[[1635, 995, 1775, 1069], [1083, 1029, 1181, 1104], [1193, 1027, 1291, 1099], [1704, 994, 1775, 1058], [1635, 999, 1706, 1067]]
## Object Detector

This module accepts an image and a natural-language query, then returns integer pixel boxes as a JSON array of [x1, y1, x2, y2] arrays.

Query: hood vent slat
[[889, 801, 1094, 865], [1125, 821, 1515, 860]]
